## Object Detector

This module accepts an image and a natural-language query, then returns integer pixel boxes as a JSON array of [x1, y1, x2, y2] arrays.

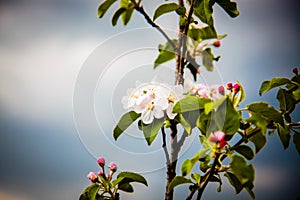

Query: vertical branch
[[161, 127, 170, 165], [175, 0, 195, 85], [165, 121, 178, 200]]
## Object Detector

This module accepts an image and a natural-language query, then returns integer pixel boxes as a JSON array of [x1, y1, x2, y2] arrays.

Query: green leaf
[[142, 118, 165, 145], [173, 95, 211, 113], [181, 149, 209, 176], [293, 131, 300, 155], [215, 0, 239, 18], [182, 110, 201, 129], [113, 111, 141, 140], [168, 176, 193, 192], [154, 40, 177, 69], [225, 172, 243, 194], [153, 3, 179, 21], [79, 184, 101, 200], [175, 114, 191, 134], [212, 96, 241, 135], [199, 134, 214, 149], [188, 26, 217, 42], [247, 102, 284, 126], [218, 34, 227, 40], [202, 48, 214, 72], [246, 113, 267, 135], [277, 124, 291, 149], [112, 7, 127, 26], [117, 172, 148, 186], [197, 112, 211, 135], [277, 88, 296, 114], [112, 177, 125, 187], [118, 182, 134, 193], [181, 160, 193, 177], [97, 0, 117, 18], [175, 6, 186, 16], [259, 77, 293, 96], [200, 155, 211, 173], [193, 0, 214, 26], [122, 6, 134, 25], [292, 88, 300, 101], [232, 145, 254, 160], [233, 80, 246, 107], [191, 173, 201, 184], [230, 155, 255, 186], [249, 130, 267, 154]]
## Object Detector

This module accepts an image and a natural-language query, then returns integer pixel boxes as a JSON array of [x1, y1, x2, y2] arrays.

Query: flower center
[[147, 102, 154, 110]]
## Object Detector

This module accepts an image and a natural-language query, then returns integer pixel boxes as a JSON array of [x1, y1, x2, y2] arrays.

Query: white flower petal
[[141, 109, 154, 124], [153, 106, 164, 119], [166, 104, 176, 119]]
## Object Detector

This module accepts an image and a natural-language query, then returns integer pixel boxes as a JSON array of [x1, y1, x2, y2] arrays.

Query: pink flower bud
[[106, 173, 111, 180], [97, 157, 105, 167], [108, 162, 118, 172], [233, 83, 240, 93], [218, 86, 225, 95], [213, 39, 221, 47], [87, 172, 98, 183], [226, 82, 233, 90], [209, 131, 227, 148], [97, 170, 104, 176], [293, 67, 298, 75]]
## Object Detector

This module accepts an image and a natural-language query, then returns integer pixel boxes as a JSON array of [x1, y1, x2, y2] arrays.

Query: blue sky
[[0, 0, 300, 199]]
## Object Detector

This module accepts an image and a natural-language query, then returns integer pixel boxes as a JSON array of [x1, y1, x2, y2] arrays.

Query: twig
[[134, 6, 176, 50], [196, 153, 221, 200]]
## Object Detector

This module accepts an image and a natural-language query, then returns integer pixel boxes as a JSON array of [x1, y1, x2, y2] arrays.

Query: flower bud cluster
[[226, 82, 240, 93], [87, 157, 118, 183], [184, 78, 225, 101]]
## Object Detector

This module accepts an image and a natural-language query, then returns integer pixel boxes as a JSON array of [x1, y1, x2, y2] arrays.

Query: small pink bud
[[97, 157, 105, 167], [106, 173, 111, 180], [209, 131, 227, 148], [233, 83, 240, 93], [87, 172, 98, 183], [108, 162, 118, 172], [293, 67, 298, 75], [226, 82, 233, 90], [213, 39, 221, 47], [97, 170, 104, 176], [218, 86, 225, 95]]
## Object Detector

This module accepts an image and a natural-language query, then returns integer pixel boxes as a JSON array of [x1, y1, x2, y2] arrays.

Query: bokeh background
[[0, 0, 300, 199]]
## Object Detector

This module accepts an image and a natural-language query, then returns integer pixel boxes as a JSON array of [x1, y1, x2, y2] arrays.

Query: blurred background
[[0, 0, 300, 199]]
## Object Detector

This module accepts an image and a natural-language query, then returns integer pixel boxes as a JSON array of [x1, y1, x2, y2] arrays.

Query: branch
[[196, 153, 221, 200], [134, 6, 176, 50], [176, 0, 195, 85], [161, 127, 170, 165]]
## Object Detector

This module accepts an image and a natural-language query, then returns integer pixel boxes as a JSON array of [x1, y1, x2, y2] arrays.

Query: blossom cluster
[[122, 82, 183, 124], [87, 157, 118, 183], [184, 79, 225, 101], [122, 79, 229, 124]]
